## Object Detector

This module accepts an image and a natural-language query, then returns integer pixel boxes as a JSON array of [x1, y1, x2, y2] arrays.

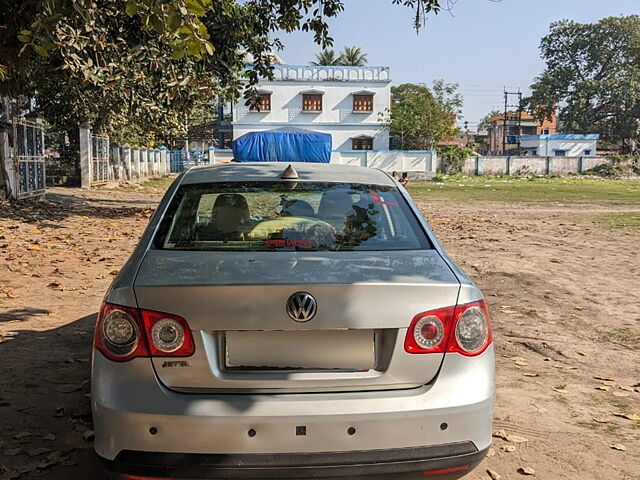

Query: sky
[[277, 0, 640, 129]]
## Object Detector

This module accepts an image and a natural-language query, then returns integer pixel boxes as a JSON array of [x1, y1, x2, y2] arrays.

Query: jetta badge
[[286, 292, 317, 322]]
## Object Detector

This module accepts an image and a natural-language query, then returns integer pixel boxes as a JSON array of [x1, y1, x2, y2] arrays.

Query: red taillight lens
[[140, 309, 195, 357], [94, 303, 195, 362], [404, 300, 492, 356], [94, 303, 149, 362], [404, 306, 455, 354]]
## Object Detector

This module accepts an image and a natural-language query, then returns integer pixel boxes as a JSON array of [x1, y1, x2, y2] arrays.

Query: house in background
[[232, 64, 391, 151], [487, 111, 557, 155], [519, 134, 599, 157]]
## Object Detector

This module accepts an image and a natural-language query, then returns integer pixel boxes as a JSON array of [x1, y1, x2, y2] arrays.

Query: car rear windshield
[[154, 182, 431, 252]]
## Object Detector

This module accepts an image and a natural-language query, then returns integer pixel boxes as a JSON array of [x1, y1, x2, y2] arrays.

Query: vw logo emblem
[[286, 292, 317, 322]]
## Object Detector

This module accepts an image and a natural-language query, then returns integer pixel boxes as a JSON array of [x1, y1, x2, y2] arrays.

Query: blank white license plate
[[225, 330, 375, 370]]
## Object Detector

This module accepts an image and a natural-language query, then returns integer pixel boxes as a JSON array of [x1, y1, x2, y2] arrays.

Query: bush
[[582, 162, 619, 177], [437, 145, 474, 174]]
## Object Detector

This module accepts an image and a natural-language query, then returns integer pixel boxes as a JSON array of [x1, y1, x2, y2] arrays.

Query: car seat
[[281, 199, 315, 218], [317, 190, 354, 229], [198, 194, 250, 240]]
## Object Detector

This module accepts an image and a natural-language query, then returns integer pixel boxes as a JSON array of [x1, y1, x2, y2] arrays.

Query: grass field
[[406, 175, 640, 204], [131, 174, 640, 205]]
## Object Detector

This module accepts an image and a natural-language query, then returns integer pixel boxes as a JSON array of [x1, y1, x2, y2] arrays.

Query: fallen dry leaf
[[486, 447, 496, 457], [595, 385, 610, 391], [492, 430, 508, 440], [109, 269, 119, 275], [46, 282, 65, 291], [553, 385, 568, 394], [592, 417, 610, 424], [594, 375, 617, 382], [619, 386, 633, 392], [487, 469, 502, 480], [27, 448, 51, 457], [13, 432, 30, 440], [28, 245, 41, 251], [610, 444, 627, 451], [523, 373, 539, 377], [612, 392, 630, 398], [506, 434, 528, 444], [514, 360, 528, 366], [613, 412, 640, 421], [576, 351, 587, 357], [43, 433, 56, 441], [500, 444, 517, 452], [517, 466, 535, 475]]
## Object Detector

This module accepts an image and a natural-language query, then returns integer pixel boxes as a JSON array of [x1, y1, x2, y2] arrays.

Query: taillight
[[404, 306, 455, 354], [404, 300, 492, 356], [448, 300, 492, 356], [141, 309, 195, 357], [94, 303, 195, 362], [94, 303, 148, 362]]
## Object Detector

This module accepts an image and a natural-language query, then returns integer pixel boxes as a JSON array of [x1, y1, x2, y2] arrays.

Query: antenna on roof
[[281, 164, 299, 180]]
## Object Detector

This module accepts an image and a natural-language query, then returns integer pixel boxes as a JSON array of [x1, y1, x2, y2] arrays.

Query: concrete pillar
[[79, 123, 92, 188], [122, 147, 132, 180], [161, 150, 168, 175], [208, 147, 215, 165], [111, 145, 120, 180], [151, 150, 156, 176], [131, 149, 138, 178], [142, 149, 148, 177]]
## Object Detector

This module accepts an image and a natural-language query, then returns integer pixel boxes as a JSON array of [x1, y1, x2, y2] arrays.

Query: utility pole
[[502, 90, 524, 155], [502, 91, 508, 155]]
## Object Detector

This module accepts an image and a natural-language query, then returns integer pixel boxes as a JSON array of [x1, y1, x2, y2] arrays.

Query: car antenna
[[281, 164, 299, 180]]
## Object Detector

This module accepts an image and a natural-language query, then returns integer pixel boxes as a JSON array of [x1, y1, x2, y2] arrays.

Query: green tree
[[339, 46, 368, 66], [0, 0, 445, 143], [385, 82, 462, 150], [524, 16, 640, 153], [311, 50, 342, 66], [478, 110, 500, 132]]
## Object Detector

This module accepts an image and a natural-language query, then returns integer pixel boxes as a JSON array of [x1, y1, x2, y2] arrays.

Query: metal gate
[[91, 135, 109, 185], [169, 150, 208, 173], [13, 118, 46, 199]]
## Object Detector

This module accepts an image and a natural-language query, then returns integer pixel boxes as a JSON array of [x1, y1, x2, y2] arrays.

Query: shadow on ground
[[0, 189, 153, 226], [0, 313, 108, 479]]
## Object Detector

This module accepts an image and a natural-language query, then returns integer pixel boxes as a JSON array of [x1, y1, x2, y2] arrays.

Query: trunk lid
[[134, 249, 460, 393]]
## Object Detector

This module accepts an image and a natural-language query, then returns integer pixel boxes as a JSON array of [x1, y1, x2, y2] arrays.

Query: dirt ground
[[0, 181, 638, 480]]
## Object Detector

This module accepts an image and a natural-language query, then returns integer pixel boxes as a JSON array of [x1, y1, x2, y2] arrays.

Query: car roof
[[180, 162, 395, 186]]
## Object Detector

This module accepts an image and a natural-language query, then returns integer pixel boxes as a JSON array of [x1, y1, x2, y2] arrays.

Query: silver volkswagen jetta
[[92, 162, 494, 480]]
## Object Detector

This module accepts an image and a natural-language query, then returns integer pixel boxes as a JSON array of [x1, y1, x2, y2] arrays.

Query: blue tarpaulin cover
[[232, 127, 332, 163]]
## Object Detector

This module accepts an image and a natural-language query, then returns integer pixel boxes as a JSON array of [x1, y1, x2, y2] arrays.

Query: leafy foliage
[[437, 145, 473, 174], [524, 16, 640, 153], [478, 110, 500, 132], [311, 46, 367, 66], [384, 82, 462, 150], [339, 46, 367, 66], [0, 1, 443, 143], [311, 49, 342, 66]]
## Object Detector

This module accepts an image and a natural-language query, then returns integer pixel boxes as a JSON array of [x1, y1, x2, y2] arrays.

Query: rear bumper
[[102, 443, 488, 479], [92, 346, 494, 474]]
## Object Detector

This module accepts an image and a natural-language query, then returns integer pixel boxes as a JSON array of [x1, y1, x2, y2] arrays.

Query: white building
[[520, 134, 599, 157], [232, 64, 391, 151]]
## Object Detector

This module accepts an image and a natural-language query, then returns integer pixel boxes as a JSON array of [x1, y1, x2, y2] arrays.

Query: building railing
[[270, 64, 390, 83]]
